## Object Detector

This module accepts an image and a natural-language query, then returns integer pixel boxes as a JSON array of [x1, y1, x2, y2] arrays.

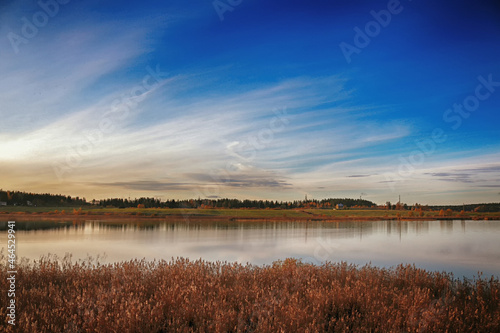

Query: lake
[[1, 219, 499, 279]]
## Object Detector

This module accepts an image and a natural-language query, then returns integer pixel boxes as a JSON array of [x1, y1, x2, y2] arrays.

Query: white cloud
[[0, 6, 160, 133]]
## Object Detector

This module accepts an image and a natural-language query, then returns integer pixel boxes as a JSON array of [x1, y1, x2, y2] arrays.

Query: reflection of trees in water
[[440, 220, 454, 233], [413, 221, 430, 235], [0, 220, 76, 231], [0, 220, 378, 234], [0, 219, 469, 237], [304, 221, 377, 242], [379, 220, 433, 238]]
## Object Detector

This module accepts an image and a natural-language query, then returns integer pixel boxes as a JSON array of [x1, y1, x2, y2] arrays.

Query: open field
[[1, 255, 499, 332], [1, 206, 499, 222]]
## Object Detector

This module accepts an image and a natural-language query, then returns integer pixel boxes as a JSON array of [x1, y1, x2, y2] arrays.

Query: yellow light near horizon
[[0, 138, 36, 161]]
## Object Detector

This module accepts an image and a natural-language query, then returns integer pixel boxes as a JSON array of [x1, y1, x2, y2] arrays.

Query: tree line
[[98, 197, 377, 209], [0, 190, 87, 207], [2, 189, 498, 211], [0, 189, 376, 209]]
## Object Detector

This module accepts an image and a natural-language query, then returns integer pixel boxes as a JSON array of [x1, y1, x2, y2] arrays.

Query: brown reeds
[[1, 255, 499, 332]]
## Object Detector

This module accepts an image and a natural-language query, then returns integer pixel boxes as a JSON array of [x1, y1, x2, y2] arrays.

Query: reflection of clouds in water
[[5, 219, 500, 278], [437, 247, 452, 255]]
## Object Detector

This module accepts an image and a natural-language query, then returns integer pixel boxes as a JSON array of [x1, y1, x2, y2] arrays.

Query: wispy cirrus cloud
[[0, 4, 165, 133], [0, 67, 413, 200]]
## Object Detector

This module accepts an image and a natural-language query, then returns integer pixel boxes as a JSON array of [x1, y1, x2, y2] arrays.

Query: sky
[[0, 0, 499, 205]]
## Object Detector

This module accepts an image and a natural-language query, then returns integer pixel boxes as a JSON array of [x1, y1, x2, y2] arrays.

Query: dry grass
[[1, 255, 499, 332], [2, 206, 499, 221]]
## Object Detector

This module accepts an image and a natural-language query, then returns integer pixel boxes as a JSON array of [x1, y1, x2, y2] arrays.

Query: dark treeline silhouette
[[98, 197, 376, 209], [0, 189, 375, 209], [2, 189, 499, 211], [429, 203, 500, 212], [0, 190, 87, 207]]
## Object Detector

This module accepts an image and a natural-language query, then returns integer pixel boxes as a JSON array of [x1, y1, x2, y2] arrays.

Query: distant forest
[[98, 197, 376, 210], [1, 189, 499, 212], [0, 190, 87, 207]]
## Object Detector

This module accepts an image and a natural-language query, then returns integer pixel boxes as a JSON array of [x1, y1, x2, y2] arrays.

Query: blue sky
[[0, 0, 499, 204]]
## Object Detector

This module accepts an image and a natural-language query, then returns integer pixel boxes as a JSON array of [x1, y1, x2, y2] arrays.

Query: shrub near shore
[[0, 255, 499, 332]]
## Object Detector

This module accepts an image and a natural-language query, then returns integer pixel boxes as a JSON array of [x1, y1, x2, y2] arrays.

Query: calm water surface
[[1, 219, 499, 279]]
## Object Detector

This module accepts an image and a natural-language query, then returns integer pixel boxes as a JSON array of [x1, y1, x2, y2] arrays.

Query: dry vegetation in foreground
[[1, 255, 499, 333]]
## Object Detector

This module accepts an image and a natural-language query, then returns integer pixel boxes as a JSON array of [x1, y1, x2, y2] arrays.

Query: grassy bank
[[1, 255, 499, 332], [1, 206, 499, 221]]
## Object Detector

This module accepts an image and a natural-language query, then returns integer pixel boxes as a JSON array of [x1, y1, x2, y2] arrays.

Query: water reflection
[[1, 219, 499, 279]]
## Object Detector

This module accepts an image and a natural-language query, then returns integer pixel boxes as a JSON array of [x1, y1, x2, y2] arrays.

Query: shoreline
[[1, 211, 499, 222]]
